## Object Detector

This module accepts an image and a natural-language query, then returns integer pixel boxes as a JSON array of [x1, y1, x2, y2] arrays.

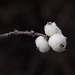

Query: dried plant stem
[[0, 30, 47, 39]]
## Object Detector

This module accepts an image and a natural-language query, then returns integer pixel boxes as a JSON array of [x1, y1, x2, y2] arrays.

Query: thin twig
[[0, 30, 47, 39]]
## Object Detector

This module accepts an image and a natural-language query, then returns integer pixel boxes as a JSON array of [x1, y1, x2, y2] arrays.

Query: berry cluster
[[35, 22, 67, 53]]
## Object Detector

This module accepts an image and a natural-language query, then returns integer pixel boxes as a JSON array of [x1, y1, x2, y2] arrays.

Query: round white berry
[[35, 36, 50, 53], [44, 22, 62, 36], [48, 34, 67, 53]]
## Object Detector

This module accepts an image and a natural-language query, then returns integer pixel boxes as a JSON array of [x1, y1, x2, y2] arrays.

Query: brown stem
[[0, 30, 47, 39]]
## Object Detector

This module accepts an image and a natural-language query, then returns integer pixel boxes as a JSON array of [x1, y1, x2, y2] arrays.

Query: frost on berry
[[44, 22, 62, 36], [35, 36, 50, 53]]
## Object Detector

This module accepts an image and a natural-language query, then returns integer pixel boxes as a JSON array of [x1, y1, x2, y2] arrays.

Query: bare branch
[[0, 30, 47, 39]]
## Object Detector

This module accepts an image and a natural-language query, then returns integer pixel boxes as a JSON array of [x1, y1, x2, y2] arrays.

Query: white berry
[[44, 22, 62, 36], [48, 34, 67, 53], [35, 36, 50, 53]]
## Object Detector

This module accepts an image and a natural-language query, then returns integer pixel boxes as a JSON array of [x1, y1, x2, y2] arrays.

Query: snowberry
[[44, 22, 62, 36], [48, 34, 67, 53], [35, 36, 50, 53]]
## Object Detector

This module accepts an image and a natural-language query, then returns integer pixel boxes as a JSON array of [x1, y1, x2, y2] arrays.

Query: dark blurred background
[[0, 0, 75, 75]]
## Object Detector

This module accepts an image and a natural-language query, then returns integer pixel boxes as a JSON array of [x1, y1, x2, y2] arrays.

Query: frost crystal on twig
[[0, 29, 47, 39]]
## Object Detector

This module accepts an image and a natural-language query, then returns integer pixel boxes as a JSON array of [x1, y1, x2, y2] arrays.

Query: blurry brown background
[[0, 0, 75, 75]]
